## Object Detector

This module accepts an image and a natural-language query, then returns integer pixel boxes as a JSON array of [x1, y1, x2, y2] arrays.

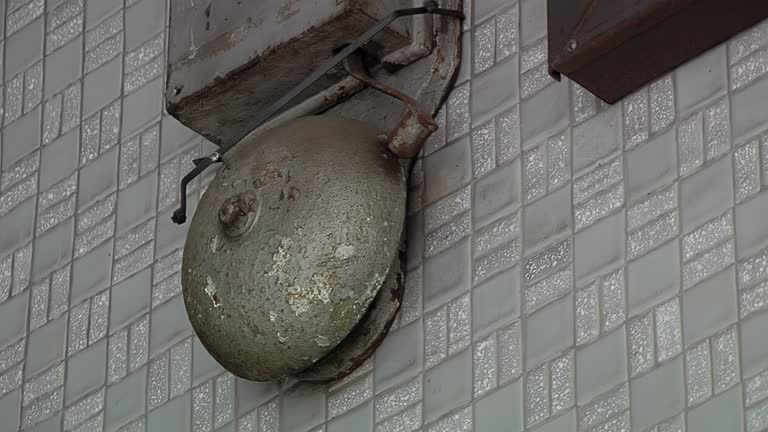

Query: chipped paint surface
[[285, 271, 334, 317], [335, 244, 356, 260], [265, 236, 335, 317], [204, 275, 221, 307], [266, 236, 293, 280]]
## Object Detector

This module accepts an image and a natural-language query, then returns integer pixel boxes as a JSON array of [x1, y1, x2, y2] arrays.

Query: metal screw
[[568, 39, 578, 52]]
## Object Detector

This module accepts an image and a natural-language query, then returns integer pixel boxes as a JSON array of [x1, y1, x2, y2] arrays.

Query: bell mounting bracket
[[171, 1, 464, 225]]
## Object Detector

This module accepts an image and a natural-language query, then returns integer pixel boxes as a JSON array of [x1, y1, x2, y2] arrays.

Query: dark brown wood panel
[[548, 0, 768, 103]]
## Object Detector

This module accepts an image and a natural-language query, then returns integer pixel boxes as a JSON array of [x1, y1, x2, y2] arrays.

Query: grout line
[[723, 30, 752, 427]]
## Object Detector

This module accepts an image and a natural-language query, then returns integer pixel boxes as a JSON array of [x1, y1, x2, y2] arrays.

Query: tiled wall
[[1, 0, 768, 431]]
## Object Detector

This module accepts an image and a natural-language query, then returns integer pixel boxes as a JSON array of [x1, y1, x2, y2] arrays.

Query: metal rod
[[172, 1, 463, 224]]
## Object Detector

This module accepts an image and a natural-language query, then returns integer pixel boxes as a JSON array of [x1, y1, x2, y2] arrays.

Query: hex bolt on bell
[[173, 1, 463, 383]]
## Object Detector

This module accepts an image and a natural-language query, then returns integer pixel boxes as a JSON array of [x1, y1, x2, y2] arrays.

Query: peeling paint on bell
[[181, 116, 406, 382]]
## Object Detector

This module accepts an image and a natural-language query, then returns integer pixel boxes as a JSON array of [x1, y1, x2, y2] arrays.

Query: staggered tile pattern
[[0, 0, 768, 430]]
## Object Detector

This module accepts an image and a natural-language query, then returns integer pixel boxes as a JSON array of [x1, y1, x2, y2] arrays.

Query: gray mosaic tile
[[63, 389, 104, 430], [687, 385, 743, 432], [681, 266, 736, 347], [627, 129, 678, 202], [446, 83, 470, 141], [498, 321, 522, 384], [524, 238, 570, 284], [576, 284, 600, 345], [711, 327, 740, 392], [650, 75, 675, 133], [521, 63, 553, 100], [128, 315, 149, 373], [475, 382, 521, 432], [68, 300, 90, 356], [107, 329, 128, 384], [600, 270, 626, 331], [0, 364, 23, 399], [525, 294, 573, 369], [423, 348, 471, 424], [577, 326, 628, 407], [424, 136, 471, 205], [473, 18, 495, 75], [193, 381, 213, 432], [327, 374, 372, 420], [376, 402, 420, 432], [473, 335, 497, 397], [423, 238, 470, 310], [551, 351, 574, 414], [428, 406, 472, 432], [0, 291, 27, 348], [520, 75, 569, 148], [88, 289, 109, 343], [375, 376, 420, 421], [23, 362, 64, 406], [623, 89, 650, 148], [739, 246, 768, 288], [748, 399, 768, 432], [730, 21, 768, 65], [735, 189, 768, 260], [630, 357, 685, 432], [425, 187, 470, 233], [471, 56, 518, 127], [741, 280, 768, 319], [747, 369, 768, 406], [147, 352, 168, 410], [104, 367, 146, 432], [572, 106, 620, 175], [472, 121, 496, 178], [375, 319, 423, 392], [524, 267, 572, 314], [495, 6, 518, 62], [676, 45, 727, 116], [574, 212, 625, 284], [424, 307, 447, 368], [686, 341, 713, 407], [628, 239, 681, 316], [23, 387, 63, 428], [655, 298, 683, 363], [473, 239, 520, 284], [65, 339, 106, 404], [447, 293, 471, 355], [495, 105, 520, 164], [578, 383, 630, 432], [682, 239, 734, 290], [473, 159, 521, 227], [703, 99, 731, 160], [425, 212, 471, 258], [526, 363, 549, 427]]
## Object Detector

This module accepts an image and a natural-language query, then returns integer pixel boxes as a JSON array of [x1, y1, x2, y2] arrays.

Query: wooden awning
[[548, 0, 768, 103]]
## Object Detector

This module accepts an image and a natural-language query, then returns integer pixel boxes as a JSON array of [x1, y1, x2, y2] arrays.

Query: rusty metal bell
[[181, 116, 406, 382]]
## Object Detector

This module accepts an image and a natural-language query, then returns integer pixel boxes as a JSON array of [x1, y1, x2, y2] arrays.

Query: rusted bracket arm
[[343, 53, 438, 158]]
